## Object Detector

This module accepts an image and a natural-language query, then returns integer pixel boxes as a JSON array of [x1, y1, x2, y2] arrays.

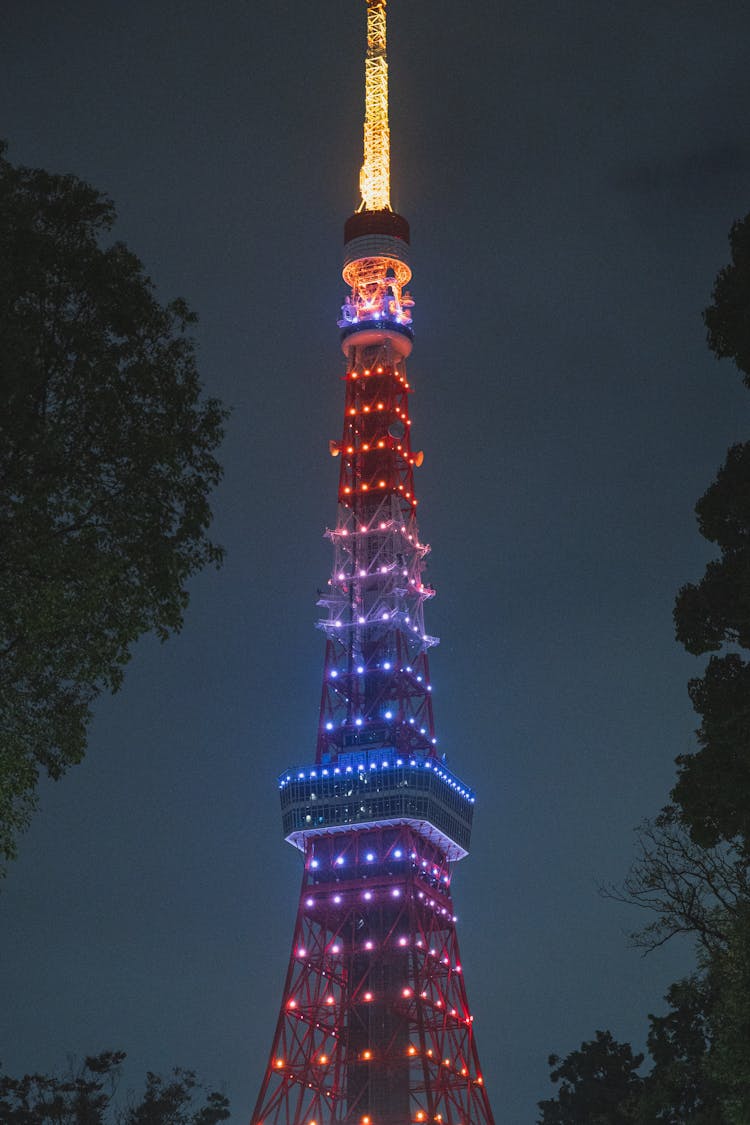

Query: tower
[[250, 4, 496, 1125]]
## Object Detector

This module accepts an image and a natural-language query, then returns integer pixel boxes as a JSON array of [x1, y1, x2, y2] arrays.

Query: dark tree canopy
[[703, 212, 750, 388], [537, 1031, 644, 1124], [542, 210, 750, 1125], [0, 143, 226, 872], [639, 977, 723, 1124], [0, 1052, 230, 1125], [671, 212, 750, 853]]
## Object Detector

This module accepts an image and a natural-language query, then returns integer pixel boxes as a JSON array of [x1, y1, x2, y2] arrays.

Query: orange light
[[402, 987, 412, 997], [361, 1117, 371, 1125], [274, 1058, 284, 1069], [364, 405, 371, 413], [362, 1050, 372, 1060], [377, 440, 385, 448], [287, 999, 297, 1009], [349, 407, 356, 416], [426, 1049, 433, 1058], [443, 1059, 451, 1068], [361, 483, 369, 491], [347, 446, 354, 453], [379, 480, 386, 488], [319, 1054, 328, 1065], [407, 1045, 417, 1056], [415, 1113, 426, 1122], [377, 402, 384, 410], [476, 1076, 483, 1085], [363, 443, 370, 451], [344, 486, 351, 494]]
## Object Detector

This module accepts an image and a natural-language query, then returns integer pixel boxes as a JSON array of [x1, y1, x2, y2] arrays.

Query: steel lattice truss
[[360, 0, 391, 211], [317, 345, 436, 763], [250, 827, 495, 1125]]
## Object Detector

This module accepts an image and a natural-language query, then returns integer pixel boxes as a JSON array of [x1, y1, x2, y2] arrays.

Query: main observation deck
[[279, 749, 475, 860]]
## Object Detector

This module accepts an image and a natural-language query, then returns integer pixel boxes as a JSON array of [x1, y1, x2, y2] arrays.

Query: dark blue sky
[[2, 1, 749, 1122]]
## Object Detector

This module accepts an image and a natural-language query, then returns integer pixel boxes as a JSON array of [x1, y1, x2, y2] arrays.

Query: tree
[[540, 212, 750, 1122], [672, 211, 750, 852], [538, 986, 724, 1125], [601, 812, 749, 956], [705, 909, 750, 1122], [537, 1031, 644, 1124], [0, 1052, 230, 1125], [0, 143, 227, 872], [639, 977, 722, 1124]]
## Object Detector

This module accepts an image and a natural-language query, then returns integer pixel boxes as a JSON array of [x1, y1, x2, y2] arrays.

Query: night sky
[[2, 1, 750, 1122]]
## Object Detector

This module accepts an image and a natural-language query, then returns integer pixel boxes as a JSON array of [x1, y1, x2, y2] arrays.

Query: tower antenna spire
[[359, 0, 391, 211]]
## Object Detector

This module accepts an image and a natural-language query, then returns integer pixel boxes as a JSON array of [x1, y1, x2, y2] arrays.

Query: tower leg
[[251, 826, 495, 1125]]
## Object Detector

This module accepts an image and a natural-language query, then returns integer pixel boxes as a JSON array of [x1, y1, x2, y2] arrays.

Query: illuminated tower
[[250, 4, 496, 1125]]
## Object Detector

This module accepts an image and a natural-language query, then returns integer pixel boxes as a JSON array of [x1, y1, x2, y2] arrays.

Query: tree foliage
[[537, 1031, 644, 1124], [672, 211, 750, 853], [639, 977, 722, 1124], [601, 813, 749, 956], [0, 143, 227, 871], [540, 211, 750, 1123], [0, 1052, 230, 1125]]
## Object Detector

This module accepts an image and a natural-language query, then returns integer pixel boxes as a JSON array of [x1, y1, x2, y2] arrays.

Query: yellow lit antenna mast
[[359, 0, 391, 211], [338, 0, 412, 355]]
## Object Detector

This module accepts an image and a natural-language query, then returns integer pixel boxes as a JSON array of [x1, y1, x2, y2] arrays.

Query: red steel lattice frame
[[250, 827, 494, 1125], [317, 352, 437, 764]]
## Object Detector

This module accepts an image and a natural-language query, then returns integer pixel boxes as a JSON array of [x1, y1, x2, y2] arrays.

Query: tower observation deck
[[250, 5, 496, 1125]]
